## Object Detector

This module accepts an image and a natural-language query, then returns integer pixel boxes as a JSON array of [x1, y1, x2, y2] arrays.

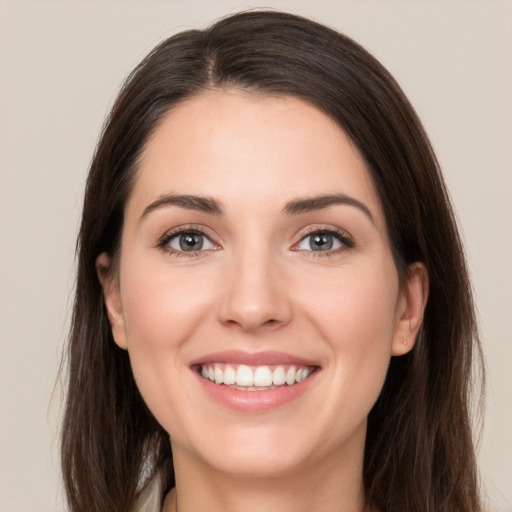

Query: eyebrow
[[140, 193, 223, 221], [283, 194, 374, 223], [139, 192, 374, 223]]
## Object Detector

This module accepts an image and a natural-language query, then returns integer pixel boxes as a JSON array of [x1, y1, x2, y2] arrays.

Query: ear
[[96, 253, 128, 350], [391, 262, 429, 356]]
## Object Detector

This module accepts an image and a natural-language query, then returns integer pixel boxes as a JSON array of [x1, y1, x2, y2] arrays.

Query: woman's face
[[100, 90, 425, 479]]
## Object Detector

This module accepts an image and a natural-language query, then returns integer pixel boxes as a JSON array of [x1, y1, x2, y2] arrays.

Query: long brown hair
[[61, 10, 484, 512]]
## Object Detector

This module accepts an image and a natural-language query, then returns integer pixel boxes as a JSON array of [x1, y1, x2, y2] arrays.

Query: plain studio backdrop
[[0, 1, 510, 511]]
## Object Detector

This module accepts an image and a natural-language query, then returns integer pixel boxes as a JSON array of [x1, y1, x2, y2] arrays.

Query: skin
[[98, 89, 428, 512]]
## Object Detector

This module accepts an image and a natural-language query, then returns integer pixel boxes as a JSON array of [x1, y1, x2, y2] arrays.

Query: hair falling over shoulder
[[61, 10, 485, 512]]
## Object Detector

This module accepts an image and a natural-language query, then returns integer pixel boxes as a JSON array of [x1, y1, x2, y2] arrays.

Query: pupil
[[311, 233, 333, 251], [180, 233, 203, 251]]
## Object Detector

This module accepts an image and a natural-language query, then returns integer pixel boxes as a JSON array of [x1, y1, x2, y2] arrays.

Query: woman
[[61, 10, 484, 512]]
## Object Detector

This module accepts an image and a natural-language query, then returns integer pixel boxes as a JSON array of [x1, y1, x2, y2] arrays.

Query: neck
[[164, 441, 368, 512]]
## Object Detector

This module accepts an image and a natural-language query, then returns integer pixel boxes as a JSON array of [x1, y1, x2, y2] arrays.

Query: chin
[[173, 418, 339, 481], [200, 444, 312, 479]]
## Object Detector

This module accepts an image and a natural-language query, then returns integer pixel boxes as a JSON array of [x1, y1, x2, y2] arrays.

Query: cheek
[[298, 258, 399, 402], [120, 259, 214, 351], [301, 258, 399, 344], [117, 257, 218, 421]]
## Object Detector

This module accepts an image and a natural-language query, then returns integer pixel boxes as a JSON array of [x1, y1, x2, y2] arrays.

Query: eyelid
[[291, 225, 355, 254], [155, 223, 353, 257], [156, 224, 221, 255]]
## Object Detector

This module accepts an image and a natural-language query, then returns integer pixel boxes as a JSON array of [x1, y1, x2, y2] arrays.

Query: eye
[[159, 229, 218, 255], [295, 229, 353, 253]]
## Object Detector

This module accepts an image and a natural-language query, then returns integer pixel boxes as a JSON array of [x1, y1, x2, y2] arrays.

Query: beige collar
[[134, 470, 165, 512]]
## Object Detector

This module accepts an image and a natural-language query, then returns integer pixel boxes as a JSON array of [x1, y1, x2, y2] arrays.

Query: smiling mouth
[[197, 363, 317, 390]]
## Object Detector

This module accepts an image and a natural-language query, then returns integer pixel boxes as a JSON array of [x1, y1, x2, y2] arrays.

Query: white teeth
[[253, 366, 273, 387], [214, 365, 224, 384], [223, 365, 236, 385], [272, 365, 286, 385], [201, 363, 315, 388], [285, 366, 296, 385], [295, 368, 313, 382], [236, 365, 254, 386]]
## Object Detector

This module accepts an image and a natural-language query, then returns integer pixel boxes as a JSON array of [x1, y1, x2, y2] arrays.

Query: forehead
[[127, 89, 385, 229]]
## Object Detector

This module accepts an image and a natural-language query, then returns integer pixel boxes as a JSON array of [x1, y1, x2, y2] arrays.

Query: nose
[[216, 248, 293, 333]]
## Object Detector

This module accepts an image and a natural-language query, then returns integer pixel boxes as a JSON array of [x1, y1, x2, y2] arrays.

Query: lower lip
[[194, 370, 318, 413]]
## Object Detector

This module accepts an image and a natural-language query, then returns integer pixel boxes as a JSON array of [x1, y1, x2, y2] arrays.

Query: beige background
[[0, 1, 510, 511]]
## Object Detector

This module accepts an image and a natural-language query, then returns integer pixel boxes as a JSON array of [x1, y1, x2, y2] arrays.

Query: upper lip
[[189, 350, 320, 367]]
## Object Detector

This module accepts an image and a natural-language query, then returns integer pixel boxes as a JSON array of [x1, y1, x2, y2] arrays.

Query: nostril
[[222, 316, 284, 333], [216, 279, 293, 332]]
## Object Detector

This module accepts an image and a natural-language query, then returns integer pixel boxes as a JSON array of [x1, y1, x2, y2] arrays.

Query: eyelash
[[156, 226, 354, 258], [293, 227, 355, 258], [157, 226, 219, 258]]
